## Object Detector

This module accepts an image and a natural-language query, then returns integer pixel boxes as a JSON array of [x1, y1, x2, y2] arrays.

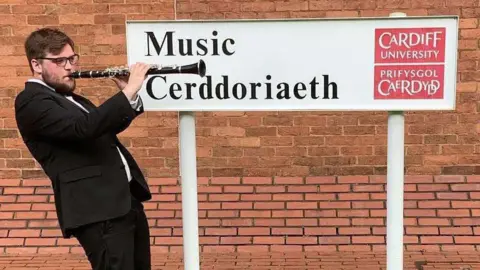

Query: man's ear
[[31, 59, 42, 74]]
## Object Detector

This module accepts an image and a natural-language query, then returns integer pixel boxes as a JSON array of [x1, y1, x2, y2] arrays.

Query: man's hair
[[24, 27, 75, 73]]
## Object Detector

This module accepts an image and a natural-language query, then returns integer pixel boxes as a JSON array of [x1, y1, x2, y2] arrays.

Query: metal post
[[387, 12, 407, 270], [179, 111, 200, 270], [387, 110, 405, 270]]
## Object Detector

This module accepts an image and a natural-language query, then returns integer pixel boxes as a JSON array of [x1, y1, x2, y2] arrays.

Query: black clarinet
[[68, 59, 206, 78]]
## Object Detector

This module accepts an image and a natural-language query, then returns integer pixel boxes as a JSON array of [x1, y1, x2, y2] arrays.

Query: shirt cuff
[[130, 94, 143, 111]]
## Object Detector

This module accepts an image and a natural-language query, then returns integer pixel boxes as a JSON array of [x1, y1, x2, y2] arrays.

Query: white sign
[[125, 16, 458, 111]]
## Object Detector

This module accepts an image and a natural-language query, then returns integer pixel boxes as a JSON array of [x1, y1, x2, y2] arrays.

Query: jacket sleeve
[[113, 95, 144, 135], [15, 91, 137, 141]]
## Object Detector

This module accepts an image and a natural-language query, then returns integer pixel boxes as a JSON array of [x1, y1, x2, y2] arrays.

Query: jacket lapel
[[61, 94, 91, 115], [25, 82, 92, 115], [71, 93, 97, 110]]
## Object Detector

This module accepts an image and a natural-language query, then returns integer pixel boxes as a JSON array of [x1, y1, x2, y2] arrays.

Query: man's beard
[[42, 69, 75, 94]]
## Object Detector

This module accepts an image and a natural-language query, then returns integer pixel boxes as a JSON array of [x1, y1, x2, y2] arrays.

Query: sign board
[[125, 16, 458, 111]]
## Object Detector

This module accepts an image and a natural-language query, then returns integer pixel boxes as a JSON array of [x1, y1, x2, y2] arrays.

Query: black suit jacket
[[14, 81, 151, 238]]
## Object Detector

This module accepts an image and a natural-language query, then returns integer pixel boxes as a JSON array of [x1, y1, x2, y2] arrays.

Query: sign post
[[178, 111, 200, 270], [386, 11, 406, 270], [125, 15, 458, 270]]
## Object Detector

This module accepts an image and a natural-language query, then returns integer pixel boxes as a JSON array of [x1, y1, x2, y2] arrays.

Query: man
[[15, 27, 153, 270]]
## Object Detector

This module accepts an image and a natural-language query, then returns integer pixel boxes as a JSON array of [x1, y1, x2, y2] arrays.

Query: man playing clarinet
[[15, 27, 153, 270]]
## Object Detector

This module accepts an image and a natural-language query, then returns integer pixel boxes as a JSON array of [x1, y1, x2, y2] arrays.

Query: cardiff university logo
[[373, 27, 446, 100]]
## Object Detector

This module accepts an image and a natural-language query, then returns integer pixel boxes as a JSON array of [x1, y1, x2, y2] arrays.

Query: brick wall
[[0, 0, 479, 254]]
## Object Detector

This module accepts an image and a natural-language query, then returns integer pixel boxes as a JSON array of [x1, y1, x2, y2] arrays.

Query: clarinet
[[68, 59, 206, 78]]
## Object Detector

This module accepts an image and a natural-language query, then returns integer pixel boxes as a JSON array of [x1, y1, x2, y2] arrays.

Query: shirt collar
[[27, 78, 56, 92]]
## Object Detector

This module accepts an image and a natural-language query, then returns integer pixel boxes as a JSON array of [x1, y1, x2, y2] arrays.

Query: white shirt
[[27, 78, 140, 182]]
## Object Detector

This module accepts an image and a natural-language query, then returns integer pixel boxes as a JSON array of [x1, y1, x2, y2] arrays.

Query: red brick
[[220, 236, 251, 245], [224, 186, 253, 193], [222, 202, 252, 209], [406, 227, 439, 235], [338, 193, 370, 200], [452, 184, 480, 191], [438, 209, 471, 217], [25, 238, 56, 246], [421, 236, 454, 244], [305, 176, 335, 184], [9, 229, 41, 237], [339, 228, 370, 235], [239, 210, 270, 218], [405, 209, 437, 217], [319, 185, 350, 192], [272, 194, 302, 201], [418, 201, 451, 208], [304, 227, 336, 235], [285, 236, 317, 244], [320, 202, 351, 209], [209, 194, 239, 202], [253, 202, 283, 209], [319, 236, 350, 244], [240, 194, 271, 201], [286, 202, 317, 209], [271, 228, 303, 235], [242, 177, 272, 185], [440, 227, 473, 235], [253, 236, 284, 244], [452, 201, 480, 208], [205, 228, 237, 236], [0, 238, 24, 246], [352, 236, 384, 244], [286, 218, 317, 226], [255, 219, 284, 227], [210, 177, 240, 185], [437, 192, 468, 200], [352, 218, 383, 226], [305, 193, 335, 201], [405, 192, 435, 200]]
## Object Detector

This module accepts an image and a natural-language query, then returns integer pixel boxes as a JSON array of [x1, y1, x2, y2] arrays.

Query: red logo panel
[[374, 27, 446, 99], [374, 65, 444, 99]]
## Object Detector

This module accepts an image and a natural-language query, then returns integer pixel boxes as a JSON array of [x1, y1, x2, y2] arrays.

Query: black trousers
[[72, 195, 151, 270]]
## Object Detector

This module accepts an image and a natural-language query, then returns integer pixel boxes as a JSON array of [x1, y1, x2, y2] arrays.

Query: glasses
[[37, 54, 79, 67]]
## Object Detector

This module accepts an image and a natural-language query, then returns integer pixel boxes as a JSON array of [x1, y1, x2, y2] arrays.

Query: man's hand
[[120, 63, 151, 101]]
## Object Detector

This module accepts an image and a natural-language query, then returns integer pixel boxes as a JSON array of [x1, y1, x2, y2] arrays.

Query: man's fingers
[[128, 62, 151, 76]]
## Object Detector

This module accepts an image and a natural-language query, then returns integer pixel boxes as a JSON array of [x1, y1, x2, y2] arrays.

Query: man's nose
[[64, 60, 73, 70]]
